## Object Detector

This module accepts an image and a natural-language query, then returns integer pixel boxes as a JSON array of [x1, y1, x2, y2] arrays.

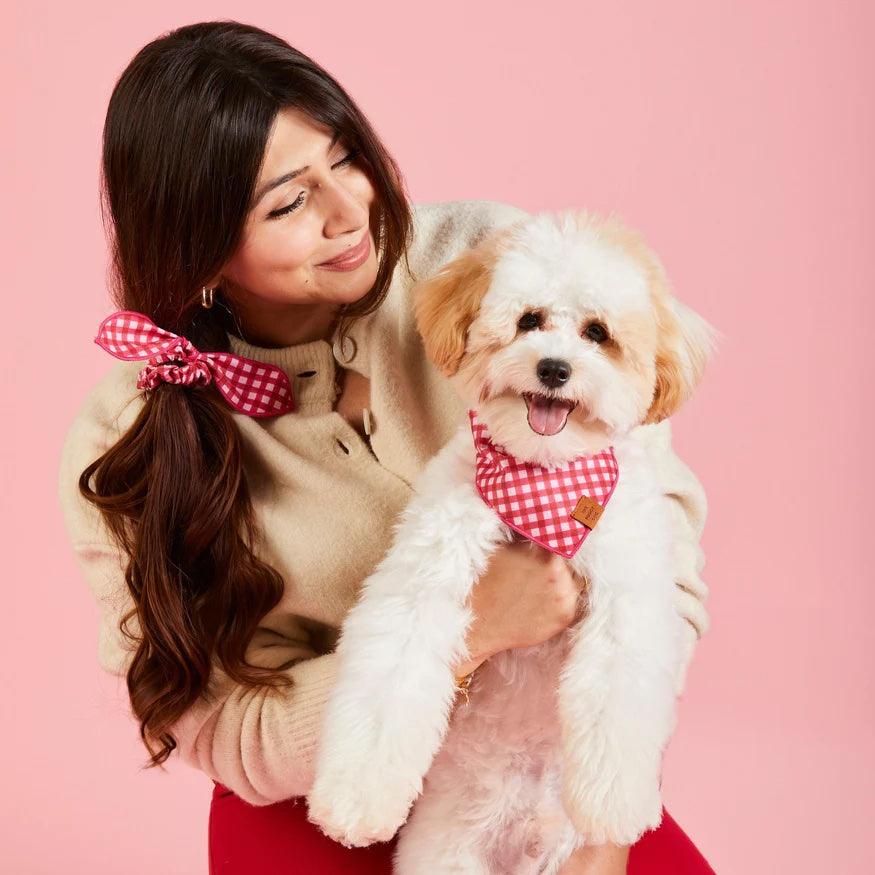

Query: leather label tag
[[570, 495, 605, 529]]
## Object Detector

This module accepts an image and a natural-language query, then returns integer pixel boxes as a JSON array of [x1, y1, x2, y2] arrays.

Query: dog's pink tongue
[[527, 397, 571, 436]]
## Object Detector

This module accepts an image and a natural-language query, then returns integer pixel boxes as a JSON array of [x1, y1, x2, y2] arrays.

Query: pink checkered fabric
[[470, 411, 619, 558], [95, 311, 295, 417]]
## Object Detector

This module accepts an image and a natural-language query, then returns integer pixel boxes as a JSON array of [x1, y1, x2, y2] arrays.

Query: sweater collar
[[228, 334, 338, 413]]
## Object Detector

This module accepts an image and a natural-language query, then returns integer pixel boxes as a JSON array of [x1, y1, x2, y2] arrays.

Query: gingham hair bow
[[470, 411, 619, 558], [95, 311, 295, 417]]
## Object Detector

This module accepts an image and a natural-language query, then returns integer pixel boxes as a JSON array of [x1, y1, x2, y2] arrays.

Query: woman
[[59, 21, 714, 875]]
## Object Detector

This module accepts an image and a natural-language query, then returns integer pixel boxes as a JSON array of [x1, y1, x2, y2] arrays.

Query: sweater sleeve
[[168, 653, 340, 804], [58, 372, 346, 805], [58, 367, 143, 676], [629, 418, 709, 694]]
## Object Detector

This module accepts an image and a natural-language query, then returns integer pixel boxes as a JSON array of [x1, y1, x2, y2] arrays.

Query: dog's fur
[[307, 211, 713, 873]]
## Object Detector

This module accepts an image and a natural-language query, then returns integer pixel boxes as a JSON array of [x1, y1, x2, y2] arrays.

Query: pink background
[[3, 1, 872, 872]]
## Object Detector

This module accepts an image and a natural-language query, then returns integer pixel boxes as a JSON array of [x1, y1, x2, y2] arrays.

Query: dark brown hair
[[80, 20, 412, 766]]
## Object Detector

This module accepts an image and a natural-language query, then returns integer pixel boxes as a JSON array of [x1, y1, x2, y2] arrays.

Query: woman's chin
[[324, 265, 379, 306]]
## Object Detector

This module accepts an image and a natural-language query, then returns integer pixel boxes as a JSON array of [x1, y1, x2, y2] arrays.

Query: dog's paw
[[307, 799, 403, 847], [307, 770, 418, 848], [562, 772, 663, 846]]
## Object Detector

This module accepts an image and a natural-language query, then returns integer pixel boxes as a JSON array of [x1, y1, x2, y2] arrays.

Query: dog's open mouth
[[523, 394, 577, 436]]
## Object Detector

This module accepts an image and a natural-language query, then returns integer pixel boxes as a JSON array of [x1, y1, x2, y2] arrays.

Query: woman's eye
[[268, 192, 305, 219], [517, 312, 542, 331], [332, 148, 359, 169], [583, 322, 608, 343], [267, 150, 359, 220]]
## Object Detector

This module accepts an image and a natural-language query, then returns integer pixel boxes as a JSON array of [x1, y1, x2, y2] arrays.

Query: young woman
[[59, 21, 714, 875]]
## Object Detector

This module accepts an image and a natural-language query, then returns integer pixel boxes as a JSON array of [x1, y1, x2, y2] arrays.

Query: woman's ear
[[645, 296, 716, 424], [414, 232, 508, 377]]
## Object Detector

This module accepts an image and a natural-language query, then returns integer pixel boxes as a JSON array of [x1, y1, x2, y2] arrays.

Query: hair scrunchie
[[94, 310, 295, 417]]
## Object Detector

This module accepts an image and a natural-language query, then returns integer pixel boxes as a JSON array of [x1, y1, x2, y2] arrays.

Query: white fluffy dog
[[307, 211, 713, 873]]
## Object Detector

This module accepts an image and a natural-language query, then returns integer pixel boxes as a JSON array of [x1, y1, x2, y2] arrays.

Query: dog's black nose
[[536, 358, 572, 389]]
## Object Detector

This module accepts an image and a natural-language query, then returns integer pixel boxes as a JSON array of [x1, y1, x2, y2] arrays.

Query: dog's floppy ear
[[595, 215, 715, 424], [414, 231, 509, 377], [645, 295, 715, 424]]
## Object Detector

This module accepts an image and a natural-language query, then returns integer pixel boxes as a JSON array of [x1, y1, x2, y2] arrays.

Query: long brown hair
[[80, 21, 412, 766]]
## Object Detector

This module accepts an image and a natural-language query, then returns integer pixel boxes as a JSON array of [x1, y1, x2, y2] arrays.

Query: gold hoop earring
[[202, 287, 215, 309]]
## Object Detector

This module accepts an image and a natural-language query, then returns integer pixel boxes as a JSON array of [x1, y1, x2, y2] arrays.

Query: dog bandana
[[95, 310, 295, 417], [470, 411, 619, 558]]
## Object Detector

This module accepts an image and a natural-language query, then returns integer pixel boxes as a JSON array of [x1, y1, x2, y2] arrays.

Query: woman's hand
[[454, 539, 586, 677], [556, 843, 630, 875]]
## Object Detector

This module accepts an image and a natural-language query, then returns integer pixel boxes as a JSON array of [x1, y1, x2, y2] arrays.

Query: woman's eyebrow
[[252, 131, 342, 206]]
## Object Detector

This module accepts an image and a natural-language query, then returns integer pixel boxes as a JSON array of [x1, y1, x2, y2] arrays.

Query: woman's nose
[[321, 177, 370, 239]]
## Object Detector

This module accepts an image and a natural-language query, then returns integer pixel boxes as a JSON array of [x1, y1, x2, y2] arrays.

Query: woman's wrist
[[452, 651, 490, 680], [452, 654, 488, 705], [453, 605, 498, 680]]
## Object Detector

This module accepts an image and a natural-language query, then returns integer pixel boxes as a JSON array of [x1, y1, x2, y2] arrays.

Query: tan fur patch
[[414, 230, 514, 376], [568, 211, 708, 424], [644, 292, 710, 424], [607, 310, 659, 417]]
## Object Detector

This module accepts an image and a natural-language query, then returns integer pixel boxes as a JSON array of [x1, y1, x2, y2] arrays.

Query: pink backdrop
[[3, 1, 872, 872]]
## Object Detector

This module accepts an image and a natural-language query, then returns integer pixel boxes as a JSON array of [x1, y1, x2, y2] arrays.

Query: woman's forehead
[[254, 108, 340, 199]]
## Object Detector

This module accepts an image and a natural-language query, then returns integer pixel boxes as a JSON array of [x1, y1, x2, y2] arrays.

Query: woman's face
[[220, 107, 379, 346]]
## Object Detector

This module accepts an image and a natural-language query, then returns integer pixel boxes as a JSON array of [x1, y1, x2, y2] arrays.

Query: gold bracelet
[[454, 671, 475, 705]]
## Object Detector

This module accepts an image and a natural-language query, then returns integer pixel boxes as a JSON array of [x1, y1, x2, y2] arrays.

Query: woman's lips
[[318, 234, 371, 271]]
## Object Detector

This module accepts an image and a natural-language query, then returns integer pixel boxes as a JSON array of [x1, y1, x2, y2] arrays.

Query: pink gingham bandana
[[95, 311, 295, 417], [470, 411, 619, 558]]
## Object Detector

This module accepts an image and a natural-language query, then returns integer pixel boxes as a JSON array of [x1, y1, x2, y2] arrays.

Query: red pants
[[209, 782, 716, 874]]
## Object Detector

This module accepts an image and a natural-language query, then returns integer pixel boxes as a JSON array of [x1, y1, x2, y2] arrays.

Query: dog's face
[[415, 211, 713, 466]]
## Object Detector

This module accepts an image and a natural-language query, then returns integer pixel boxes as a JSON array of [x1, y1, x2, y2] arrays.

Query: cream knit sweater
[[58, 200, 709, 806]]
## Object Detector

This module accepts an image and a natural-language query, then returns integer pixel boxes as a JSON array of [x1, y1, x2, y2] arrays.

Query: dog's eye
[[583, 322, 608, 343], [517, 312, 542, 332]]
